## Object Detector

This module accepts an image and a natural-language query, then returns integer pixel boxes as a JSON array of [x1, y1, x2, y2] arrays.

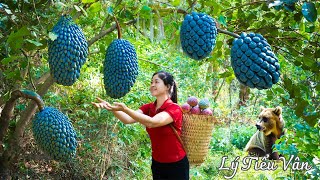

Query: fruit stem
[[18, 90, 45, 111], [0, 90, 45, 143], [217, 28, 240, 38], [114, 16, 121, 39]]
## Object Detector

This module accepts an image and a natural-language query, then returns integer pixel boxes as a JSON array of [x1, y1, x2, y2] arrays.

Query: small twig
[[88, 19, 137, 46], [32, 0, 44, 31], [139, 58, 170, 69], [133, 24, 147, 36], [214, 78, 225, 102], [114, 16, 121, 39], [21, 49, 36, 91], [217, 28, 240, 38]]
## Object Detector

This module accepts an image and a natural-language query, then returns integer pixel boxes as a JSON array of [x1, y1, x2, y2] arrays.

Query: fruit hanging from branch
[[180, 12, 218, 60], [0, 90, 78, 162], [230, 32, 280, 89], [48, 15, 88, 86], [103, 17, 139, 99]]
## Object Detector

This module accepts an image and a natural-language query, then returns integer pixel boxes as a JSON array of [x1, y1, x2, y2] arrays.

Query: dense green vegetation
[[0, 0, 319, 179]]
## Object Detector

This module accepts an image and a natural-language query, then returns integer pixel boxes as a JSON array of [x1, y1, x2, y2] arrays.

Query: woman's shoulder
[[167, 102, 182, 111]]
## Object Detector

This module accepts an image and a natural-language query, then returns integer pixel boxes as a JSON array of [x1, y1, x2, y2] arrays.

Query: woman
[[92, 71, 189, 180]]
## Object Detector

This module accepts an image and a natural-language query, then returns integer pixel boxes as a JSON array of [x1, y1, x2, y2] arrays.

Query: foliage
[[0, 0, 319, 179]]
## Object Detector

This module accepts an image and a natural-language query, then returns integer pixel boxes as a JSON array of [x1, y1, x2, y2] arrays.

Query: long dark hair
[[152, 71, 177, 103]]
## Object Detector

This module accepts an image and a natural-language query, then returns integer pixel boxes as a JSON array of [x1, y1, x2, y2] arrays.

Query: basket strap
[[169, 124, 186, 153]]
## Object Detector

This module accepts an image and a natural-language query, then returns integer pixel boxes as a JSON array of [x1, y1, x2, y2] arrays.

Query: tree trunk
[[0, 76, 54, 177], [238, 83, 250, 107]]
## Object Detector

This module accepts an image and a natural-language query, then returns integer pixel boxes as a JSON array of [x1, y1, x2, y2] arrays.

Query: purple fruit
[[190, 105, 201, 115], [181, 103, 191, 113], [187, 96, 198, 107], [200, 108, 213, 116]]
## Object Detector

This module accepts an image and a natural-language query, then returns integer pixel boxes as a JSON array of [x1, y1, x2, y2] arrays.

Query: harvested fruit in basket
[[190, 105, 201, 115], [198, 98, 210, 109], [181, 103, 192, 113], [181, 97, 213, 116], [200, 108, 213, 115], [187, 96, 198, 107]]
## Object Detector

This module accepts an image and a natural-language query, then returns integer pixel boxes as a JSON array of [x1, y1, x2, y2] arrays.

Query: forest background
[[0, 0, 319, 179]]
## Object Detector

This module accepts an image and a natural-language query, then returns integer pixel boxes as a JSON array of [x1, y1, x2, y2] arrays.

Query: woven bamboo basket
[[181, 114, 218, 165]]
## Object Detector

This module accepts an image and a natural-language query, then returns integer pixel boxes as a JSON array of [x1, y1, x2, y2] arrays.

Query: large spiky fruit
[[231, 32, 280, 89], [48, 15, 88, 86], [180, 12, 218, 60], [32, 107, 78, 162], [104, 39, 138, 98]]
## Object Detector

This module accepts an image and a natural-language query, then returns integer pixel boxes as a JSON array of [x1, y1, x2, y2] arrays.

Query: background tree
[[0, 0, 319, 179]]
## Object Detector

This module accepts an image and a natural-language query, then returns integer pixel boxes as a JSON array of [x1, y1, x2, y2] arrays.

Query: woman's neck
[[155, 94, 170, 110]]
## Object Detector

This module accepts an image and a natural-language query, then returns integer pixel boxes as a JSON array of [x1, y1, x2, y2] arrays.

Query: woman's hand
[[105, 102, 128, 112], [91, 97, 110, 109], [91, 97, 127, 112]]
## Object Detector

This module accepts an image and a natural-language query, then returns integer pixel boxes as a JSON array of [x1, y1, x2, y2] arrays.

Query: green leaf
[[82, 0, 96, 3], [140, 5, 152, 18], [302, 2, 318, 23], [218, 70, 232, 78], [49, 32, 58, 41], [74, 5, 81, 12], [7, 26, 30, 50], [1, 56, 22, 65], [172, 0, 180, 6], [26, 39, 43, 46], [210, 1, 222, 15], [315, 49, 320, 58], [79, 6, 88, 17], [217, 15, 227, 27], [107, 6, 113, 15], [88, 2, 101, 13]]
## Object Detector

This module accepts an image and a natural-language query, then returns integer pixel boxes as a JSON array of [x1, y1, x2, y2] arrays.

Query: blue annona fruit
[[104, 39, 139, 98], [32, 107, 77, 162], [180, 12, 218, 60], [231, 32, 280, 89], [48, 15, 88, 86]]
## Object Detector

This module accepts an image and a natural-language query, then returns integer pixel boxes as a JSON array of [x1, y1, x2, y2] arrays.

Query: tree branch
[[15, 75, 54, 146], [21, 49, 36, 91], [217, 28, 240, 38], [0, 89, 44, 145], [88, 19, 137, 46]]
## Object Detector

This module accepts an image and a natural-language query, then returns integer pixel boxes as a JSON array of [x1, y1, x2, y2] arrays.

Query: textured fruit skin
[[198, 98, 210, 109], [231, 32, 280, 89], [48, 15, 88, 86], [200, 108, 213, 115], [190, 105, 201, 115], [32, 107, 77, 162], [187, 96, 198, 107], [180, 12, 218, 60], [104, 39, 138, 99], [181, 103, 191, 113]]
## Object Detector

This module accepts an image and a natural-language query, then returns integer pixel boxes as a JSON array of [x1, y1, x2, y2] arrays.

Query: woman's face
[[150, 74, 169, 97]]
